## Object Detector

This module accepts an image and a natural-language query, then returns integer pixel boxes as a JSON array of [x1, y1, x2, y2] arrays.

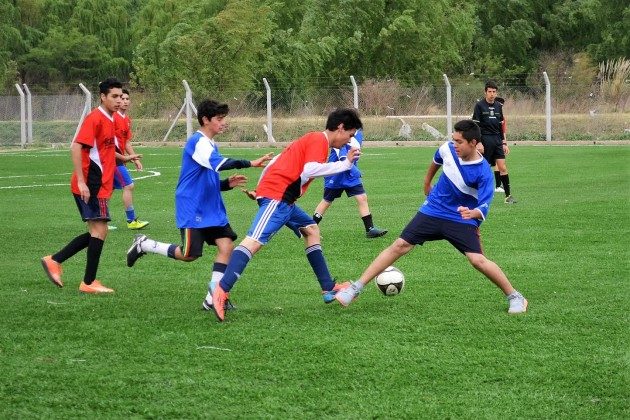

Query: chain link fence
[[1, 78, 628, 147]]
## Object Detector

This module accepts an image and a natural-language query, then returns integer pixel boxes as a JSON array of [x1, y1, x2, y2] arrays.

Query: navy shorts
[[246, 198, 314, 244], [73, 194, 111, 222], [113, 165, 134, 189], [323, 184, 366, 202], [179, 225, 238, 258], [481, 135, 505, 167], [400, 212, 483, 254]]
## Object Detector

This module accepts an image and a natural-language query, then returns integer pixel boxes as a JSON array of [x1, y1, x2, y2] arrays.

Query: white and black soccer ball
[[375, 266, 405, 296]]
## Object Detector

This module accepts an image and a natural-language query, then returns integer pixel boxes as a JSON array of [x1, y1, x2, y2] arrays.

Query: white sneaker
[[494, 186, 505, 193], [507, 292, 528, 314], [335, 283, 361, 307]]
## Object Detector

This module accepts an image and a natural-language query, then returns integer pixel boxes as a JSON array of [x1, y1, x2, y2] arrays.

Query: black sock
[[313, 212, 323, 224], [53, 232, 91, 263], [362, 214, 374, 232], [494, 171, 501, 188], [84, 237, 104, 285], [500, 174, 511, 196]]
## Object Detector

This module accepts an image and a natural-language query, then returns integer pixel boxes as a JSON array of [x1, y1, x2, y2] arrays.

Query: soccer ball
[[375, 266, 405, 296]]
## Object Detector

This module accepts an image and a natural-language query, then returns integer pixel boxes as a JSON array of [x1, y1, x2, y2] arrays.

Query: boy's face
[[120, 93, 130, 112], [452, 131, 478, 160], [203, 114, 228, 134], [485, 87, 497, 103], [328, 124, 357, 148], [100, 88, 123, 114]]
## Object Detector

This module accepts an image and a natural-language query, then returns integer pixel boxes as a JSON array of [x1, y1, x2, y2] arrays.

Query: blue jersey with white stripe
[[323, 129, 363, 189], [420, 141, 494, 227], [175, 131, 229, 228]]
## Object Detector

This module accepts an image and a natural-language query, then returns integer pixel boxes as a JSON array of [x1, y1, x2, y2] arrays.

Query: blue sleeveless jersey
[[420, 141, 494, 227], [323, 129, 364, 189], [175, 131, 229, 228]]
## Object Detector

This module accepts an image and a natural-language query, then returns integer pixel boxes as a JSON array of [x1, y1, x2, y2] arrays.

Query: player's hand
[[133, 159, 143, 171], [241, 188, 257, 200], [346, 147, 361, 162], [228, 174, 247, 188], [457, 206, 478, 220], [503, 143, 510, 155], [78, 181, 90, 203], [251, 152, 274, 167]]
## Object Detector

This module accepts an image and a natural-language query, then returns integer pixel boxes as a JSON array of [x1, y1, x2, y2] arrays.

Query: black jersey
[[472, 100, 504, 139]]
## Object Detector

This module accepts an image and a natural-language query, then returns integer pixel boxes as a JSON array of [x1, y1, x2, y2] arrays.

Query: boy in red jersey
[[40, 78, 123, 293], [112, 88, 149, 230], [211, 108, 363, 322]]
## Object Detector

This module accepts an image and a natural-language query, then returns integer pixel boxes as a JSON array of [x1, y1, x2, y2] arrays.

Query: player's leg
[[298, 221, 338, 298], [313, 188, 341, 224], [352, 188, 387, 238], [202, 226, 238, 311], [79, 199, 114, 293], [466, 252, 527, 314], [42, 228, 91, 287], [496, 158, 516, 203], [127, 228, 200, 267], [116, 166, 148, 229], [493, 166, 504, 193]]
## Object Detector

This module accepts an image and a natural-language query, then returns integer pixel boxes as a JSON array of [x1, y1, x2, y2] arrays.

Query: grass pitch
[[1, 145, 628, 418]]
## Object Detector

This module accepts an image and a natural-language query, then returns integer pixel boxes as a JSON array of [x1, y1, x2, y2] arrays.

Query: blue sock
[[219, 246, 252, 292], [305, 244, 335, 291], [125, 206, 136, 223]]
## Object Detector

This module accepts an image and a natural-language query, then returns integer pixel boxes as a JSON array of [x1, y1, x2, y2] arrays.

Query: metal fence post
[[443, 74, 452, 136], [22, 84, 33, 144], [263, 78, 275, 143], [350, 75, 359, 110], [543, 71, 552, 141], [182, 80, 194, 139], [15, 84, 26, 147], [73, 83, 93, 142]]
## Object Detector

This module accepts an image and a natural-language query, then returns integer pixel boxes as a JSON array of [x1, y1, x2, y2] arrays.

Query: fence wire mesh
[[0, 79, 628, 147]]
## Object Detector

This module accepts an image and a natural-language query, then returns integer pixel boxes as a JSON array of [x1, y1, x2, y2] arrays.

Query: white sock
[[353, 281, 364, 291], [206, 272, 224, 301], [141, 239, 171, 256]]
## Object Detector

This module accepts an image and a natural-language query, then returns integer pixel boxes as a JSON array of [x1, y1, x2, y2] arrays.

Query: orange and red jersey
[[114, 111, 132, 154], [71, 107, 117, 199], [255, 132, 329, 203]]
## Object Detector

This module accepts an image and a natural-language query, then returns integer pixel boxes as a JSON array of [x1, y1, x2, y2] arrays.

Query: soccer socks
[[207, 262, 228, 300], [53, 232, 91, 263], [219, 246, 253, 292], [84, 237, 104, 285], [313, 212, 323, 224], [140, 238, 177, 258], [500, 174, 511, 196], [125, 206, 136, 223], [305, 244, 335, 291], [361, 214, 374, 232], [494, 171, 502, 189]]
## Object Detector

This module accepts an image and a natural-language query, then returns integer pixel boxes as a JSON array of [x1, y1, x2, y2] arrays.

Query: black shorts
[[481, 135, 505, 167], [73, 194, 111, 222], [323, 184, 366, 202], [179, 225, 238, 258], [400, 213, 483, 254]]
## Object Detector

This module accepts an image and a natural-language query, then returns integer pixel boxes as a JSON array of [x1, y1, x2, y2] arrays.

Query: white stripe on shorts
[[251, 199, 280, 240]]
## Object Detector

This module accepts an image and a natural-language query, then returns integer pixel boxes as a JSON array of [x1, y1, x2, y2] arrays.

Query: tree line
[[1, 0, 628, 98]]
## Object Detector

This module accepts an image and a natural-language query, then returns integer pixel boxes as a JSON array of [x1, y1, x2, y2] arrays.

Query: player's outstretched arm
[[250, 152, 274, 167], [423, 162, 440, 196]]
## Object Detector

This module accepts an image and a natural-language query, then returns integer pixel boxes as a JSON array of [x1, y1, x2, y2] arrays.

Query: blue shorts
[[73, 194, 111, 222], [400, 212, 483, 254], [113, 165, 134, 189], [246, 198, 315, 244], [323, 184, 366, 202]]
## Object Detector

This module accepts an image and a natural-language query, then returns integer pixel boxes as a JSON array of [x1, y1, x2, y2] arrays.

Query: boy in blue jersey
[[335, 120, 528, 314], [126, 100, 272, 310], [312, 129, 388, 238]]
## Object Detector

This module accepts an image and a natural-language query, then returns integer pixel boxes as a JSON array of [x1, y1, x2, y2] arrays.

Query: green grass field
[[1, 145, 628, 418]]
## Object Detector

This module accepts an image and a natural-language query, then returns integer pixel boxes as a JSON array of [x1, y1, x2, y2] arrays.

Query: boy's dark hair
[[325, 108, 363, 131], [99, 78, 123, 95], [485, 80, 498, 91], [454, 120, 481, 142], [122, 88, 130, 96], [197, 100, 229, 126]]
